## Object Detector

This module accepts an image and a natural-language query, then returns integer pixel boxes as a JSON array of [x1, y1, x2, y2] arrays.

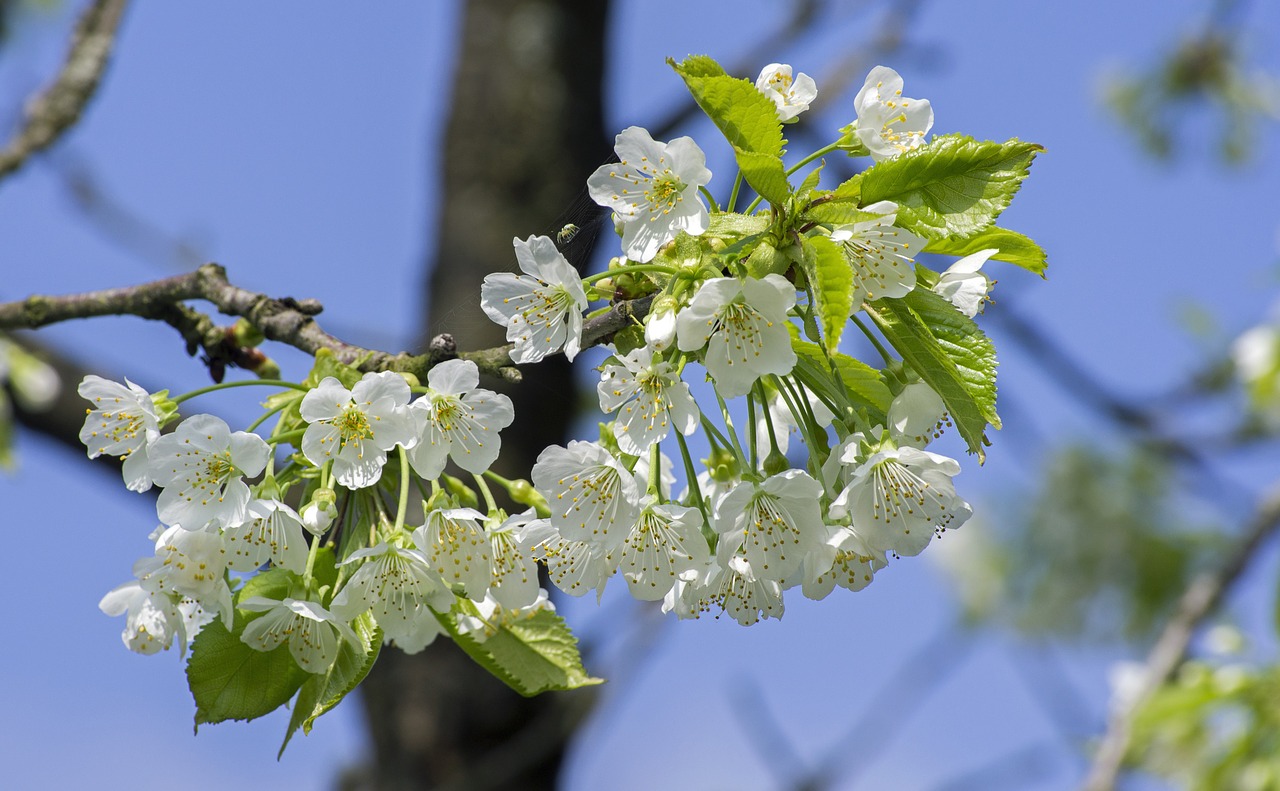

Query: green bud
[[442, 474, 479, 510], [397, 371, 421, 388], [253, 357, 282, 380], [231, 318, 265, 348], [762, 449, 790, 477], [508, 479, 550, 518]]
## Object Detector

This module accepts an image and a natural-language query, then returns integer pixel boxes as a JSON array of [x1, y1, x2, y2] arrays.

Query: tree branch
[[0, 263, 654, 384], [1080, 481, 1280, 791], [0, 0, 129, 183]]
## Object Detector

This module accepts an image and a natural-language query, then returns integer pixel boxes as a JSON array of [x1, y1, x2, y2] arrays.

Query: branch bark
[[0, 0, 129, 182], [1080, 482, 1280, 791]]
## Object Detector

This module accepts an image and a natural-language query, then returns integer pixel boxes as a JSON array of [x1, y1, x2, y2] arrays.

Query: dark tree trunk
[[352, 2, 610, 789]]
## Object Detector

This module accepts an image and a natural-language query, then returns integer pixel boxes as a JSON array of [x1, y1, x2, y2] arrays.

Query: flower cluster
[[82, 58, 1040, 740]]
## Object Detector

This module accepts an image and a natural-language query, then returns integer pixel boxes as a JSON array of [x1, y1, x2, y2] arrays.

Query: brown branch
[[0, 0, 129, 183], [1080, 482, 1280, 791], [0, 263, 655, 384]]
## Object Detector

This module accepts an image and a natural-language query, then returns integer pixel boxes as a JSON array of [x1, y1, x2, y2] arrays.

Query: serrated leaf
[[707, 212, 770, 239], [866, 289, 999, 459], [788, 325, 892, 420], [188, 615, 309, 730], [437, 604, 602, 697], [923, 226, 1048, 277], [304, 348, 363, 389], [280, 613, 382, 757], [670, 56, 791, 206], [799, 236, 854, 354], [796, 161, 824, 195], [861, 134, 1042, 240]]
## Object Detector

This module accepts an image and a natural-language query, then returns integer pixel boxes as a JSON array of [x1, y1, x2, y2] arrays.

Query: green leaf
[[861, 134, 1042, 240], [788, 325, 892, 420], [707, 212, 769, 239], [866, 288, 999, 459], [802, 176, 877, 226], [796, 161, 824, 195], [670, 56, 791, 206], [188, 615, 309, 730], [280, 613, 382, 757], [304, 347, 363, 389], [923, 226, 1048, 277], [437, 603, 602, 697], [799, 236, 854, 354], [744, 239, 790, 278]]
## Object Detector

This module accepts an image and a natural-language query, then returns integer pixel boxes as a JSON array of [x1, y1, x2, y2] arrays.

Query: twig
[[1080, 482, 1280, 791], [0, 263, 655, 383], [0, 0, 129, 182]]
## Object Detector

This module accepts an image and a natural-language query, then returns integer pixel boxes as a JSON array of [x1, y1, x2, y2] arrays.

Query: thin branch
[[0, 0, 129, 182], [1080, 481, 1280, 791], [0, 263, 655, 383]]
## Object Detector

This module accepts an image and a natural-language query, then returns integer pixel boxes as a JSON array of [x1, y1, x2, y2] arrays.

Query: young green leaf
[[670, 56, 791, 206], [861, 134, 1042, 240], [279, 613, 382, 757], [799, 236, 855, 354], [188, 615, 309, 730], [437, 604, 602, 697], [866, 288, 999, 459], [788, 324, 893, 421], [924, 226, 1048, 277]]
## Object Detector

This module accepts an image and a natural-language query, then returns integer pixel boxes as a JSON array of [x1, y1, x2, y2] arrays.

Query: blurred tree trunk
[[352, 2, 610, 789]]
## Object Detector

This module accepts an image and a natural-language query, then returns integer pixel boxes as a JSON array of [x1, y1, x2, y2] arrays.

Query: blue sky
[[1, 1, 1278, 789]]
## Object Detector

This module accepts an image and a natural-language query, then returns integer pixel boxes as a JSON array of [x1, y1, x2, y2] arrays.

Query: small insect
[[556, 223, 580, 245]]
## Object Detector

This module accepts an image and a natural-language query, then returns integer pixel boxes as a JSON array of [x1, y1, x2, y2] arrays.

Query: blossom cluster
[[81, 59, 1039, 733]]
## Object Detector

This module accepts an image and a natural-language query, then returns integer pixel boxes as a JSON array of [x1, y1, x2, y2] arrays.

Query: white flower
[[756, 63, 817, 122], [935, 249, 998, 318], [587, 126, 712, 263], [854, 65, 933, 161], [99, 581, 185, 655], [407, 359, 514, 479], [800, 527, 884, 600], [693, 544, 786, 626], [78, 375, 164, 493], [830, 201, 927, 305], [524, 519, 616, 600], [301, 497, 338, 534], [833, 437, 971, 559], [481, 235, 589, 364], [644, 299, 679, 351], [222, 498, 310, 574], [531, 440, 641, 552], [133, 524, 233, 628], [887, 382, 949, 448], [456, 589, 555, 643], [411, 507, 492, 599], [147, 413, 270, 530], [486, 509, 544, 609], [675, 275, 798, 398], [330, 543, 453, 654], [713, 470, 826, 582], [617, 499, 711, 601], [597, 347, 699, 455], [240, 596, 360, 673], [300, 372, 417, 489]]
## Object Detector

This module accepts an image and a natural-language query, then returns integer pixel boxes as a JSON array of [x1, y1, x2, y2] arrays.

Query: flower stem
[[246, 398, 293, 434], [171, 378, 308, 406], [699, 185, 721, 213], [726, 170, 744, 213], [473, 473, 499, 513], [674, 430, 711, 539], [746, 389, 759, 471], [714, 388, 748, 468], [756, 380, 781, 457], [647, 442, 662, 499], [852, 314, 894, 366], [785, 141, 841, 177], [582, 264, 678, 285], [393, 446, 411, 535]]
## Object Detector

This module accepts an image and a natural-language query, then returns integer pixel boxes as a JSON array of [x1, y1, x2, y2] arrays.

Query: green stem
[[473, 473, 499, 513], [757, 380, 781, 457], [246, 398, 292, 434], [851, 314, 894, 366], [714, 388, 748, 466], [302, 532, 321, 591], [674, 430, 711, 540], [582, 264, 678, 285], [393, 446, 411, 535], [747, 388, 759, 471], [171, 378, 307, 406], [699, 414, 734, 457], [647, 442, 662, 499], [785, 141, 841, 177], [726, 170, 744, 213], [699, 185, 721, 213]]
